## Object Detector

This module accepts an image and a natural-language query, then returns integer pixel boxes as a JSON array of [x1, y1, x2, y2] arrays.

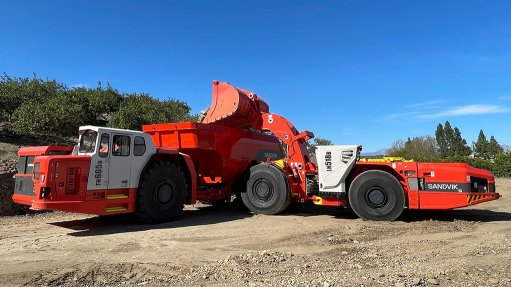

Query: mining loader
[[13, 81, 500, 222]]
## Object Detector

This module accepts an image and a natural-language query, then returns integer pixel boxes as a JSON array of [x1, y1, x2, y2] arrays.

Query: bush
[[0, 74, 64, 122], [108, 94, 193, 131], [74, 83, 123, 126], [493, 153, 511, 177], [389, 136, 437, 159], [12, 93, 88, 137], [402, 154, 511, 178], [1, 73, 195, 138]]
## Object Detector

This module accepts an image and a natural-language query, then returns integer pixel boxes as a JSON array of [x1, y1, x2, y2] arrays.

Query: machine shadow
[[50, 205, 252, 237], [398, 208, 511, 223], [286, 203, 511, 223], [50, 204, 511, 237], [284, 203, 359, 219]]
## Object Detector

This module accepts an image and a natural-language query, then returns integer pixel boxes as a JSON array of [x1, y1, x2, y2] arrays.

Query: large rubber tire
[[135, 162, 187, 224], [348, 170, 405, 221], [241, 164, 291, 215]]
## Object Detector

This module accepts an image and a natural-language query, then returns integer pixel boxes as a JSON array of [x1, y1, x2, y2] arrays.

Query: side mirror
[[71, 145, 79, 155]]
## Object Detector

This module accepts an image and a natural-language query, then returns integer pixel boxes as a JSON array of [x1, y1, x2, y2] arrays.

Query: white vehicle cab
[[76, 126, 157, 192]]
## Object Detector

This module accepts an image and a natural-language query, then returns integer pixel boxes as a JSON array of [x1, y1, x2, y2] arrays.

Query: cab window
[[134, 136, 146, 156], [17, 156, 34, 174], [112, 135, 130, 156], [99, 134, 110, 157], [78, 130, 98, 153]]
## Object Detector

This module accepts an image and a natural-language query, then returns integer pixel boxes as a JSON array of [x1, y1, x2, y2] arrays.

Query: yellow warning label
[[273, 160, 286, 169], [313, 196, 323, 205]]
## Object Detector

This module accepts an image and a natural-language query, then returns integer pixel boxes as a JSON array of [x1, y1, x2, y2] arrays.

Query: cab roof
[[79, 125, 147, 135]]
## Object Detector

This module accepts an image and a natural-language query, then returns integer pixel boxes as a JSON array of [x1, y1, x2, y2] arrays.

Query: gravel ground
[[0, 179, 510, 287]]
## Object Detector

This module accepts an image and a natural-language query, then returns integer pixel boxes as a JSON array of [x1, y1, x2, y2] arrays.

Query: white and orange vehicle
[[13, 81, 501, 222]]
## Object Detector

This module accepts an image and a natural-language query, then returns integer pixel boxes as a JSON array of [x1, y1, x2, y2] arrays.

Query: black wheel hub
[[253, 180, 273, 202], [157, 182, 174, 204], [366, 187, 388, 208]]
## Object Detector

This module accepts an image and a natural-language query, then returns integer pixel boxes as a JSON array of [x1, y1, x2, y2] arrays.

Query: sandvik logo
[[425, 182, 472, 192], [427, 183, 459, 190]]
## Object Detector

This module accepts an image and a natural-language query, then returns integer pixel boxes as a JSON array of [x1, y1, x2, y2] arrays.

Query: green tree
[[473, 129, 489, 159], [12, 93, 88, 137], [1, 73, 196, 138], [435, 123, 448, 157], [452, 127, 471, 156], [443, 121, 455, 155], [307, 137, 332, 154], [488, 135, 504, 159], [108, 94, 193, 130], [435, 121, 471, 157], [306, 137, 332, 164], [70, 82, 123, 126], [0, 74, 64, 122], [389, 135, 437, 160], [493, 153, 511, 177]]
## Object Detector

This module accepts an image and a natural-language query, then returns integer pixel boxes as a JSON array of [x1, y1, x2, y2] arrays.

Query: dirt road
[[1, 179, 510, 287]]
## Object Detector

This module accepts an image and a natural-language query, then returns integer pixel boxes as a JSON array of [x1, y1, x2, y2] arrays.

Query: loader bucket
[[202, 81, 269, 129]]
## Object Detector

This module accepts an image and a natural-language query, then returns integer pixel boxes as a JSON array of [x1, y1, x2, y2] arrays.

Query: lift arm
[[260, 113, 315, 171]]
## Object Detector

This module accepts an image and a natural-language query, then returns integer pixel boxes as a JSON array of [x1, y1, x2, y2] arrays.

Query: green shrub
[[404, 154, 511, 178], [493, 153, 511, 177], [108, 94, 193, 131], [1, 73, 195, 138], [12, 93, 88, 137], [0, 74, 64, 122]]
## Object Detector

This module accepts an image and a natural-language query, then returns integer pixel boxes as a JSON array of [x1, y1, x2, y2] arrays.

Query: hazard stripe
[[467, 194, 486, 203]]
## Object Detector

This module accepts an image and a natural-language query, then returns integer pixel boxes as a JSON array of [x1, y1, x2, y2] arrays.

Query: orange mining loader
[[13, 81, 500, 222]]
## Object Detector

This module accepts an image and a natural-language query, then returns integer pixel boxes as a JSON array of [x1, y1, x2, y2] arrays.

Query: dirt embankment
[[0, 179, 510, 287], [0, 138, 25, 215]]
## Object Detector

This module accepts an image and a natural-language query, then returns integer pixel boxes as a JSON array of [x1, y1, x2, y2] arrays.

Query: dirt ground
[[0, 179, 509, 287]]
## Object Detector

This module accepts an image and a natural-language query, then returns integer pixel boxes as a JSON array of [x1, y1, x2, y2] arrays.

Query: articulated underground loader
[[13, 81, 500, 222]]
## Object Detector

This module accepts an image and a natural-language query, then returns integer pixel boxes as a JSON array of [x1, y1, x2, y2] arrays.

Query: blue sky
[[1, 1, 510, 152]]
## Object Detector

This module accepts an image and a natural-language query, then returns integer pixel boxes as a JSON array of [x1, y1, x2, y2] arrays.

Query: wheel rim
[[156, 182, 174, 204], [253, 179, 274, 202], [365, 187, 388, 208]]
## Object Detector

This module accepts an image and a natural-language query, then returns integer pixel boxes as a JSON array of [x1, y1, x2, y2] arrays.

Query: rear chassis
[[312, 161, 500, 210]]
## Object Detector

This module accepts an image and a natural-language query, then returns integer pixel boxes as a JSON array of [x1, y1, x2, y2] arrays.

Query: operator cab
[[77, 126, 157, 191]]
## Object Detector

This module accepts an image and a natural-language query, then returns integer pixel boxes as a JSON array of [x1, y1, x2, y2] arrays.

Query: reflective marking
[[106, 194, 128, 200], [105, 207, 127, 212]]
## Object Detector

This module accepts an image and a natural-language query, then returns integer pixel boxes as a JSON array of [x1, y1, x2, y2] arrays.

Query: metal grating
[[65, 168, 77, 195]]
